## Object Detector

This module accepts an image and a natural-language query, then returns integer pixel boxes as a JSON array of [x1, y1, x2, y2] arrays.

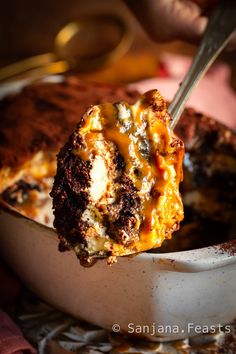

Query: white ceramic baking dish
[[0, 78, 236, 341]]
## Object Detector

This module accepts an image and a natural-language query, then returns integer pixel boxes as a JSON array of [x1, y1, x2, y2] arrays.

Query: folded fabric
[[0, 265, 21, 308], [0, 309, 37, 354]]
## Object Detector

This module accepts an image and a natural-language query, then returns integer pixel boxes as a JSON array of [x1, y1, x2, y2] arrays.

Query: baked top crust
[[1, 76, 234, 175], [0, 77, 140, 172]]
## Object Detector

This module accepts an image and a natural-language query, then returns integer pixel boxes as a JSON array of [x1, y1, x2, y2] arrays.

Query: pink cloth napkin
[[0, 309, 36, 354], [0, 264, 36, 354], [130, 53, 236, 129]]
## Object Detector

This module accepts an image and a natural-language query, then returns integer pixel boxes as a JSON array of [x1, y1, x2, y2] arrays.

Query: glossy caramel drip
[[100, 103, 168, 241]]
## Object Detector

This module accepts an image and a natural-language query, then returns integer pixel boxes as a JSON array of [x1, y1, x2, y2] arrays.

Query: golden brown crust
[[0, 77, 140, 172]]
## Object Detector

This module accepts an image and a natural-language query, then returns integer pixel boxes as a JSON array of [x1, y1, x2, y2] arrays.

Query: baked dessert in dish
[[50, 89, 184, 265], [0, 77, 235, 264]]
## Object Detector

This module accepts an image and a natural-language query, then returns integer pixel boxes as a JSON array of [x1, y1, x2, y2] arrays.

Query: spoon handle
[[169, 0, 236, 129]]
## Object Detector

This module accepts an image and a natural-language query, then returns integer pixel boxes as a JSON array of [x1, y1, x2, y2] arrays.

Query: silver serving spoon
[[169, 0, 236, 129]]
